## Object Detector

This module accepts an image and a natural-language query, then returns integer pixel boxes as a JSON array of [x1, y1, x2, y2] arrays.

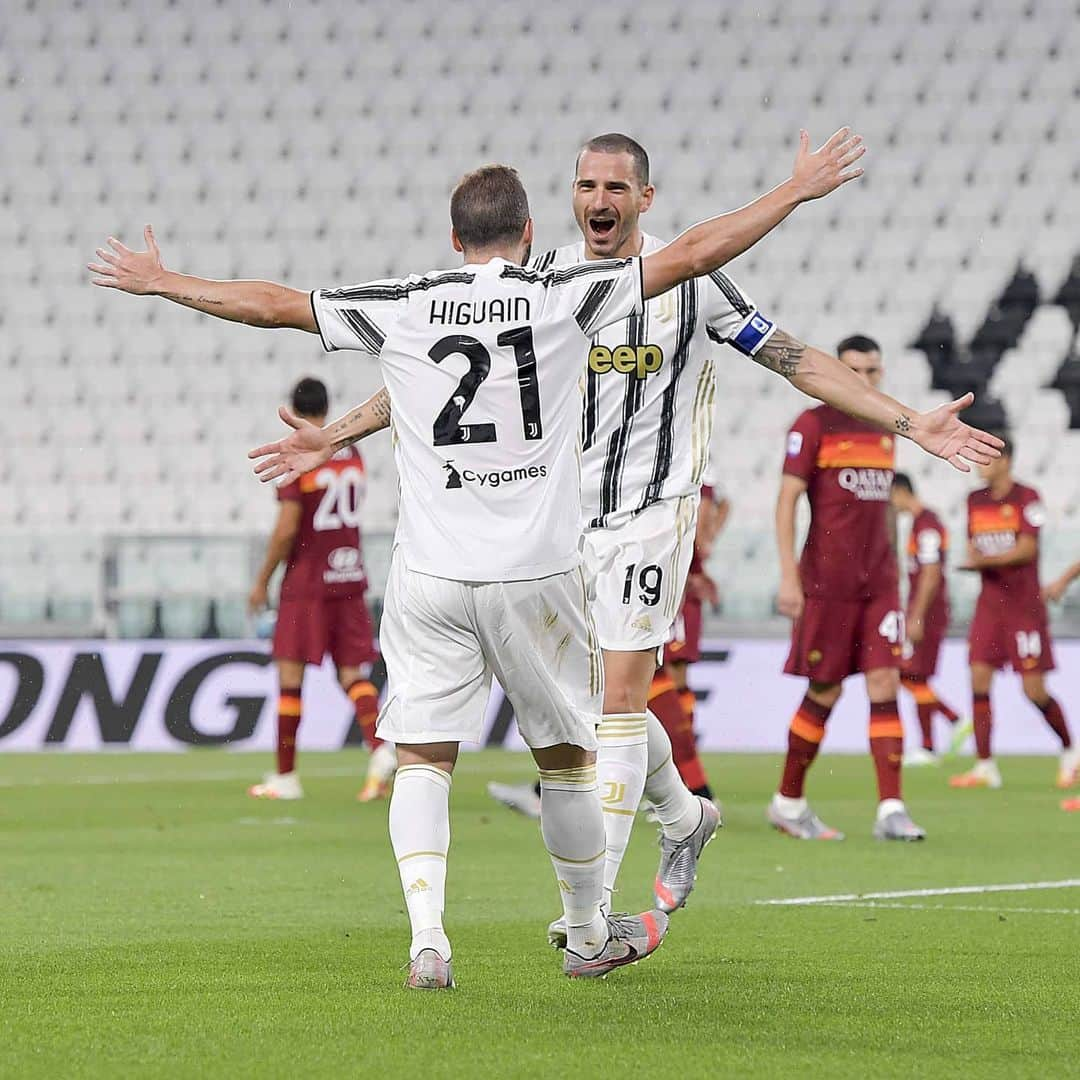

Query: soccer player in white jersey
[[89, 148, 1001, 988]]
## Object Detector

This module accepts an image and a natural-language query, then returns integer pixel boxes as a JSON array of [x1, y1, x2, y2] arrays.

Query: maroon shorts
[[273, 593, 377, 668], [665, 594, 702, 665], [901, 619, 947, 680], [785, 593, 903, 683], [968, 593, 1054, 673]]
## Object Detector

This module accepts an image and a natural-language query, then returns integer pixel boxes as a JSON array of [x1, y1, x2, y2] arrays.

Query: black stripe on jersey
[[574, 279, 616, 333], [638, 278, 698, 511], [500, 257, 632, 288], [582, 332, 600, 452], [708, 271, 751, 317], [705, 325, 724, 345], [591, 306, 649, 529], [339, 307, 386, 354], [320, 271, 476, 302], [532, 249, 558, 271]]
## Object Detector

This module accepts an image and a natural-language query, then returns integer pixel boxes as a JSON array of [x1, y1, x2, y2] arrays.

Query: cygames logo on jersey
[[443, 461, 548, 490], [588, 344, 663, 379]]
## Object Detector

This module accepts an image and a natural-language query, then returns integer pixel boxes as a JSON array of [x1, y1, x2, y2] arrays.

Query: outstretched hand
[[87, 225, 166, 294], [791, 127, 866, 201], [912, 393, 1004, 472], [249, 407, 334, 486]]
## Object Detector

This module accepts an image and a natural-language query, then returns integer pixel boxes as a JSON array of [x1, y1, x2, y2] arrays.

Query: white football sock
[[388, 763, 452, 961], [644, 710, 701, 841], [596, 713, 648, 908], [539, 764, 607, 958]]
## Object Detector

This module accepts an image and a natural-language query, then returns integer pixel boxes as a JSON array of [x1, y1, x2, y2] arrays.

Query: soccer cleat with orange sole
[[404, 949, 455, 990], [949, 760, 1002, 789], [356, 778, 391, 802], [1061, 797, 1080, 812], [1056, 748, 1080, 790], [563, 910, 668, 978]]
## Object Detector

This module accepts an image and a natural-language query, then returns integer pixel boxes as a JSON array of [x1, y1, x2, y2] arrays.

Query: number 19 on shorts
[[622, 563, 663, 607]]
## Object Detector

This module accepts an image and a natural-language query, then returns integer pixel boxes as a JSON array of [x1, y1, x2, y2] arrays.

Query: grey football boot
[[766, 798, 845, 840], [563, 910, 669, 978], [873, 805, 927, 841], [404, 949, 455, 990], [653, 795, 722, 912]]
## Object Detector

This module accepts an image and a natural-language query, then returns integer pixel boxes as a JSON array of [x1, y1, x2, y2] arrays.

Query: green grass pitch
[[3, 750, 1078, 1079]]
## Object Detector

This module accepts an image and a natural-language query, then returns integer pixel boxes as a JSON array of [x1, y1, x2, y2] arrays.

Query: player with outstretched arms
[[89, 142, 1000, 987], [247, 376, 395, 804], [768, 336, 926, 842], [889, 472, 968, 765], [950, 435, 1078, 791]]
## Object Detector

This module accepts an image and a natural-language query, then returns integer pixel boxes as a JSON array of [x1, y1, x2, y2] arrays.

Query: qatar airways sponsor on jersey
[[836, 466, 894, 502]]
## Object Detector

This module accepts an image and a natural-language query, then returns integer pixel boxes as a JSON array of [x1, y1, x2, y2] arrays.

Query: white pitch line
[[756, 879, 1080, 906], [817, 901, 1080, 916], [0, 766, 363, 789]]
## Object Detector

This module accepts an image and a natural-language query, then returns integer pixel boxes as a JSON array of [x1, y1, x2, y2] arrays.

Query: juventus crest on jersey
[[311, 256, 644, 582], [533, 234, 776, 530]]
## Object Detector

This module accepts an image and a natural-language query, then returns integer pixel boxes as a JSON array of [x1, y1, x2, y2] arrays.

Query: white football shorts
[[376, 550, 603, 750], [581, 494, 698, 653]]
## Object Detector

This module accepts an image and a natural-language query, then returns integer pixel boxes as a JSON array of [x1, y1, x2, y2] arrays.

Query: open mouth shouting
[[587, 214, 618, 246]]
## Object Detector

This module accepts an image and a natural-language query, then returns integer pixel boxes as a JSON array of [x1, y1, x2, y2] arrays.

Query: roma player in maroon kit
[[769, 335, 925, 841], [247, 378, 395, 802], [950, 435, 1079, 791], [889, 472, 967, 763]]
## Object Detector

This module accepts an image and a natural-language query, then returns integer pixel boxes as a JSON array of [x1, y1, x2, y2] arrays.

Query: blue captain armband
[[731, 312, 776, 356]]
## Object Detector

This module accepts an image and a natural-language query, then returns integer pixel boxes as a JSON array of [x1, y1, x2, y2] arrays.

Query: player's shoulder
[[1012, 480, 1041, 503], [919, 507, 945, 531], [319, 266, 474, 303], [532, 241, 585, 271], [967, 485, 990, 505]]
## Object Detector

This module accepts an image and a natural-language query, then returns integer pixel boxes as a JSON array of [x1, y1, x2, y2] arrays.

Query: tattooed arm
[[752, 330, 1003, 472], [88, 224, 317, 332], [326, 388, 393, 452], [249, 389, 392, 486]]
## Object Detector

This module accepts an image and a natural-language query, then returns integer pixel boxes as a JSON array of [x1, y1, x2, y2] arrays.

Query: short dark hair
[[291, 376, 328, 418], [576, 133, 650, 187], [994, 431, 1014, 458], [837, 334, 881, 356], [891, 472, 914, 494], [450, 165, 530, 251]]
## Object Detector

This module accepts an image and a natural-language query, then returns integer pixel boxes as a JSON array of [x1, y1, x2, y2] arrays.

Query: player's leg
[[392, 741, 458, 989], [768, 595, 854, 839], [900, 672, 938, 759], [652, 661, 711, 796], [1020, 671, 1078, 788], [951, 661, 1000, 788], [329, 596, 397, 802], [664, 595, 714, 798], [376, 555, 491, 986], [482, 569, 668, 973], [249, 657, 306, 800], [768, 677, 845, 839], [866, 665, 924, 840]]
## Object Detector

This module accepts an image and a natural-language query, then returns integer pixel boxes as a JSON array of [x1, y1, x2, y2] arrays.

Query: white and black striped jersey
[[533, 234, 776, 530], [311, 256, 644, 582]]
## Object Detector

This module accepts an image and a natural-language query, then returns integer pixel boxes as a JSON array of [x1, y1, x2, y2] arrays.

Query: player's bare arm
[[907, 562, 943, 644], [249, 500, 302, 613], [249, 389, 391, 486], [754, 333, 1003, 472], [962, 534, 1038, 571], [641, 128, 865, 299], [88, 225, 317, 332], [1045, 559, 1080, 602], [775, 474, 806, 620]]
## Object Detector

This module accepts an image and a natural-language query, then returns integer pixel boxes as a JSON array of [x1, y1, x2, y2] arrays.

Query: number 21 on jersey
[[429, 327, 542, 445]]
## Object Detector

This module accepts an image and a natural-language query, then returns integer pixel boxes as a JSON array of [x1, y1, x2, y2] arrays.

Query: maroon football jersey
[[905, 507, 949, 628], [277, 445, 368, 601], [967, 482, 1045, 613], [782, 404, 897, 601]]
